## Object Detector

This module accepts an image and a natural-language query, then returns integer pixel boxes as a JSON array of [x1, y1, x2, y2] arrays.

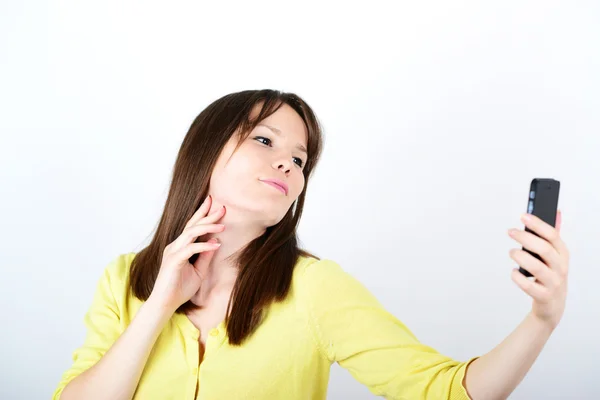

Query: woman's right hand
[[149, 195, 225, 312]]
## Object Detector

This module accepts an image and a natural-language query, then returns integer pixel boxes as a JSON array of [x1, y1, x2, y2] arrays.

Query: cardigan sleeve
[[300, 258, 478, 400], [52, 255, 129, 399]]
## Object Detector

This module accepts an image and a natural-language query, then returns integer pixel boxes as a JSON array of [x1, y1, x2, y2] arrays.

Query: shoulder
[[293, 255, 368, 294], [293, 254, 383, 309], [93, 252, 137, 301], [102, 252, 137, 284], [294, 255, 345, 281]]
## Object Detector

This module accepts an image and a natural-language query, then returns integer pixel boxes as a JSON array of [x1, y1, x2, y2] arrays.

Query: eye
[[254, 136, 272, 146], [255, 136, 304, 168]]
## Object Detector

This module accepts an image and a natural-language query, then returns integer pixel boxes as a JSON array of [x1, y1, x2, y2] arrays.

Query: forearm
[[60, 297, 174, 400], [464, 312, 554, 400]]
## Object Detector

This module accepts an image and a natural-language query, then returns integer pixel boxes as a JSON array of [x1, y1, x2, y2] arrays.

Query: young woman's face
[[209, 103, 308, 226]]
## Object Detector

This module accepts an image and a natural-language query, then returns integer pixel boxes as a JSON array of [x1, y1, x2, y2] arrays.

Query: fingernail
[[508, 229, 517, 236], [521, 214, 531, 222]]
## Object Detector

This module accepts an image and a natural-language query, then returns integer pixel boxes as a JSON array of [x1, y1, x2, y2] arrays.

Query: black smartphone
[[519, 178, 561, 277]]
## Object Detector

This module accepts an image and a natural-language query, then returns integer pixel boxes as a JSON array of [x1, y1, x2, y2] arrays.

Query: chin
[[264, 213, 287, 228], [222, 192, 292, 225], [250, 207, 287, 227]]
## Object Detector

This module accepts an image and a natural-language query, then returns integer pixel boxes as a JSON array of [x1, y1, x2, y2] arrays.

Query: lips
[[259, 179, 289, 195]]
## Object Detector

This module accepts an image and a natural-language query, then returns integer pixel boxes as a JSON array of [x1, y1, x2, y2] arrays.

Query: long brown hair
[[130, 89, 323, 345]]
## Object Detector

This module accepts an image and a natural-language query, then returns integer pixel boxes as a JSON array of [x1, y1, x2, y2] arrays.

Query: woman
[[53, 90, 570, 400]]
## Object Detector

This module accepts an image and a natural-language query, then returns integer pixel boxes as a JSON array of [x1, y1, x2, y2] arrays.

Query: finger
[[185, 195, 212, 229], [521, 213, 568, 257], [193, 238, 219, 272], [196, 204, 226, 226], [509, 229, 562, 270], [177, 241, 221, 261], [173, 223, 225, 252], [556, 210, 562, 234], [509, 249, 560, 288], [511, 268, 551, 302]]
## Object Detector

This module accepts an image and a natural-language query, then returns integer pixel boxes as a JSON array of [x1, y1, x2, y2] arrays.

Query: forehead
[[251, 103, 308, 145]]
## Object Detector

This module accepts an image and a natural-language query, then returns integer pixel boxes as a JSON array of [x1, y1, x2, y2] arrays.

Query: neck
[[197, 199, 266, 293]]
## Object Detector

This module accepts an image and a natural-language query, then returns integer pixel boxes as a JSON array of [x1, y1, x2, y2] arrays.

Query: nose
[[272, 156, 292, 174]]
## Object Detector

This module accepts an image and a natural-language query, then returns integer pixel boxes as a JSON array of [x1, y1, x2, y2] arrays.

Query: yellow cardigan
[[53, 253, 477, 399]]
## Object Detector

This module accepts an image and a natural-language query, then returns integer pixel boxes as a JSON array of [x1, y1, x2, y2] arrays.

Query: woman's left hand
[[508, 210, 570, 330]]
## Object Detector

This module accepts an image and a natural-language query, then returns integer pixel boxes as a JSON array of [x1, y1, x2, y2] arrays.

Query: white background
[[1, 1, 599, 399]]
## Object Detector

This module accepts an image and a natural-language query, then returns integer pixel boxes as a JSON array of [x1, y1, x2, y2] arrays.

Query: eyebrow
[[257, 123, 308, 155]]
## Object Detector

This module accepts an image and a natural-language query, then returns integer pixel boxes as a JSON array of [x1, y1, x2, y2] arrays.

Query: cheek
[[221, 150, 259, 180], [210, 150, 263, 199], [290, 173, 306, 198], [226, 158, 252, 179]]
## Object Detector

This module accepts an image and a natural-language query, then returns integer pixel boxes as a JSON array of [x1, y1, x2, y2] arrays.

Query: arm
[[301, 259, 477, 400], [58, 297, 173, 400], [52, 255, 177, 400], [464, 211, 569, 399], [463, 312, 553, 400], [54, 195, 225, 399]]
